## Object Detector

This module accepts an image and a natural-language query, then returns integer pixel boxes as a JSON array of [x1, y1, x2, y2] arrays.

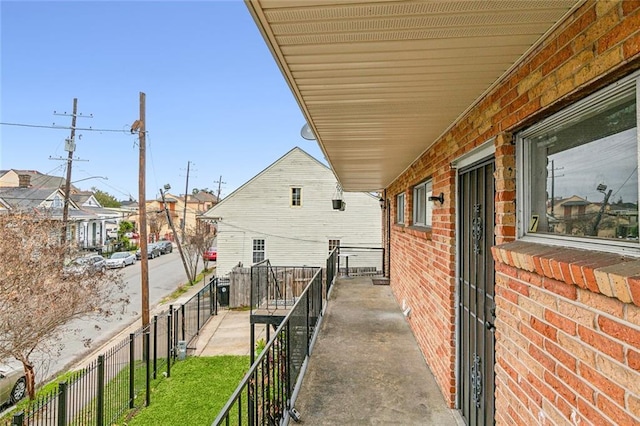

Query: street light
[[71, 176, 108, 184]]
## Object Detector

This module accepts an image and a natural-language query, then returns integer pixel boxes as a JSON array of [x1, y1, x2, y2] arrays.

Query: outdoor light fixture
[[379, 196, 385, 209], [428, 192, 445, 204], [597, 183, 607, 193], [164, 183, 171, 191]]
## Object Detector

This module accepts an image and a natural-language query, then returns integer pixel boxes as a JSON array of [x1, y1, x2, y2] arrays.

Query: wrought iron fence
[[250, 261, 321, 314], [4, 276, 220, 426], [214, 260, 333, 426]]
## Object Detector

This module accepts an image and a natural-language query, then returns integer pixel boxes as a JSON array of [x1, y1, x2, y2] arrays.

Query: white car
[[105, 251, 136, 268]]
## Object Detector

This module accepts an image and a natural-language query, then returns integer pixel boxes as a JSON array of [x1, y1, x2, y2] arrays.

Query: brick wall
[[386, 0, 640, 419]]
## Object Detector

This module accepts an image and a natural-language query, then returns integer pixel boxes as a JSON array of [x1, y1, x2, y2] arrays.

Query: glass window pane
[[526, 85, 638, 241]]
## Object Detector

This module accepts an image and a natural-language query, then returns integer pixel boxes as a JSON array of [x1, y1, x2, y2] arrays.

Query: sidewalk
[[193, 309, 266, 356]]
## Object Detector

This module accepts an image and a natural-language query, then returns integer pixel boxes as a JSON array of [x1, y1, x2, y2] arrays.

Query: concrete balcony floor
[[293, 276, 462, 425]]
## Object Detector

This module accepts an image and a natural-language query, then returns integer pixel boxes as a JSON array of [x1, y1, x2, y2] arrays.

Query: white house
[[201, 147, 382, 276]]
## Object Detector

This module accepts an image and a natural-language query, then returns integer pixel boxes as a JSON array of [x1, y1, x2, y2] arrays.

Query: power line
[[0, 121, 130, 133]]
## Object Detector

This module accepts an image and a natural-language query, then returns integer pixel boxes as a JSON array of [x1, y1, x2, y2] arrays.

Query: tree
[[91, 187, 121, 208], [0, 210, 128, 400], [147, 210, 168, 242], [182, 221, 216, 283]]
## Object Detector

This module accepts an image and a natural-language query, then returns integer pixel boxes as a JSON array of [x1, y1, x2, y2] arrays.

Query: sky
[[0, 0, 325, 202]]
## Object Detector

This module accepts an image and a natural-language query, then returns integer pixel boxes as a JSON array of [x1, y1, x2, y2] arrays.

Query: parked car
[[105, 251, 136, 268], [136, 243, 162, 260], [0, 364, 26, 407], [156, 240, 173, 254], [203, 247, 217, 262], [64, 254, 106, 275]]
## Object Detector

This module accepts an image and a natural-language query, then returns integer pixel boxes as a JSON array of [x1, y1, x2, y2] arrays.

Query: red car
[[203, 247, 217, 261]]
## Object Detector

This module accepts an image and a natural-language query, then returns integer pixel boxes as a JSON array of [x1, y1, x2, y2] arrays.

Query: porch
[[214, 250, 461, 425], [292, 275, 460, 425]]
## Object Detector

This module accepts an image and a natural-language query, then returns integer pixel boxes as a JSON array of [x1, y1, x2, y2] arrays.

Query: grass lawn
[[124, 355, 249, 426]]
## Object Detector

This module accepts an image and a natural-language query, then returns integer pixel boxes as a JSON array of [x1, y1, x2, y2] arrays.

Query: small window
[[252, 239, 265, 263], [518, 71, 639, 251], [396, 193, 405, 224], [329, 239, 340, 253], [291, 187, 302, 207], [413, 180, 433, 227]]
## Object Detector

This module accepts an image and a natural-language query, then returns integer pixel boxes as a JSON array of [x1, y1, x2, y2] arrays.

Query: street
[[33, 252, 189, 384]]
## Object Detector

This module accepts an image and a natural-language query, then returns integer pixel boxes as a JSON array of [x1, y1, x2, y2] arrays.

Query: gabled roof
[[190, 191, 218, 203], [70, 191, 103, 208], [203, 146, 332, 214], [0, 169, 75, 190], [0, 187, 78, 210]]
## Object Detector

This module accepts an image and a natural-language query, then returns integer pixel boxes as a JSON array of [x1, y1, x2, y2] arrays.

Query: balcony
[[214, 248, 459, 425]]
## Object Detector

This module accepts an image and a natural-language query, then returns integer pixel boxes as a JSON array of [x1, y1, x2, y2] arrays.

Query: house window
[[518, 71, 639, 251], [52, 197, 62, 208], [413, 180, 433, 227], [291, 187, 302, 207], [252, 239, 265, 263], [329, 239, 340, 253], [396, 193, 405, 224]]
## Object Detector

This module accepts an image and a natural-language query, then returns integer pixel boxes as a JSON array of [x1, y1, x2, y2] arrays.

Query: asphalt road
[[33, 251, 188, 384]]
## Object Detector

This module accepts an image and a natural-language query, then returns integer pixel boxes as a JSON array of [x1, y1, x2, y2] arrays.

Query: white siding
[[204, 148, 382, 276]]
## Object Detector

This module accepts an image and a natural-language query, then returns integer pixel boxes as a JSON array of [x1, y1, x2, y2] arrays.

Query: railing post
[[181, 304, 186, 342], [306, 292, 310, 356], [197, 291, 201, 332], [129, 333, 135, 409], [145, 331, 151, 407], [97, 355, 105, 426], [153, 315, 158, 380], [57, 381, 67, 426], [167, 308, 172, 378], [11, 411, 24, 426]]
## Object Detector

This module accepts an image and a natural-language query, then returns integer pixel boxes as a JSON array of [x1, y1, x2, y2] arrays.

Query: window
[[396, 193, 405, 224], [413, 180, 433, 227], [518, 72, 638, 251], [329, 239, 340, 253], [291, 187, 302, 207], [52, 196, 62, 208], [252, 239, 265, 263]]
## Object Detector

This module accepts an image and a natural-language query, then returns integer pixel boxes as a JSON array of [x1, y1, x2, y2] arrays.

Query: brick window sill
[[492, 240, 640, 307]]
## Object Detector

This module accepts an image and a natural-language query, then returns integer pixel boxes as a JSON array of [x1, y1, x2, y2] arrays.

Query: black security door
[[458, 157, 496, 425]]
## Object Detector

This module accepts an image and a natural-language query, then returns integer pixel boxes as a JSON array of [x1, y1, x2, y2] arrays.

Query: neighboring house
[[0, 172, 113, 250], [250, 1, 640, 424], [201, 147, 382, 276]]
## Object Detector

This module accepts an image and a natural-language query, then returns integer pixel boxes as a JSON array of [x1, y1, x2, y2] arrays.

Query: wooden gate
[[458, 157, 496, 425]]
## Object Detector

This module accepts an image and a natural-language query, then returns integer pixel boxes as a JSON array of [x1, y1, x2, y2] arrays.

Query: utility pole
[[54, 98, 91, 244], [214, 175, 226, 201], [181, 161, 191, 242], [548, 160, 564, 216], [160, 185, 193, 283], [134, 92, 150, 328]]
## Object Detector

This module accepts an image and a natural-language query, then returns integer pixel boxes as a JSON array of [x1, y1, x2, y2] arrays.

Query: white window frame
[[291, 187, 302, 207], [396, 193, 405, 224], [412, 180, 433, 227], [252, 239, 265, 263], [516, 70, 640, 256]]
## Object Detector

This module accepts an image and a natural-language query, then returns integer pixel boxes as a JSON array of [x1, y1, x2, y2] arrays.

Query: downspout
[[385, 189, 391, 279]]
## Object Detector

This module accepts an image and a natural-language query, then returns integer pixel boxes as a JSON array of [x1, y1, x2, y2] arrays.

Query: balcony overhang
[[246, 0, 583, 191]]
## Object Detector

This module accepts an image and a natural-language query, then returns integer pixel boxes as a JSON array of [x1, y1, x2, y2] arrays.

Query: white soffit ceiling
[[246, 0, 582, 191]]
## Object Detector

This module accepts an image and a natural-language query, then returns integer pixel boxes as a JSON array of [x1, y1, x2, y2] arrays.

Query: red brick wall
[[386, 0, 640, 418]]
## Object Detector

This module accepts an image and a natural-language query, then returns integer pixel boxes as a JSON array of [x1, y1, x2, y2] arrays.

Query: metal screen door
[[458, 157, 496, 425]]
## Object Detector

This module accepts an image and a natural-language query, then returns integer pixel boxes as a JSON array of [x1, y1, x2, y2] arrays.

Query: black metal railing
[[336, 245, 384, 277], [213, 268, 325, 425], [250, 261, 321, 314], [326, 247, 338, 296], [4, 277, 221, 426]]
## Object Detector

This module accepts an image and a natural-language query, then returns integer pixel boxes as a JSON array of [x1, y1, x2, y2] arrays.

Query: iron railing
[[213, 267, 326, 426], [4, 276, 220, 426], [336, 245, 384, 277], [250, 261, 321, 314]]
